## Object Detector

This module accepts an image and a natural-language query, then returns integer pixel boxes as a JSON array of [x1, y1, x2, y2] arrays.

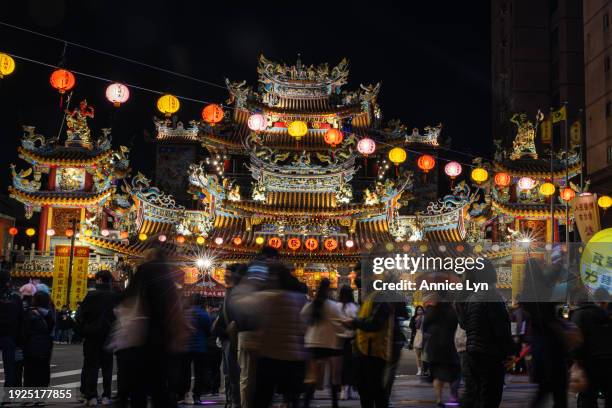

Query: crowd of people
[[0, 249, 611, 407]]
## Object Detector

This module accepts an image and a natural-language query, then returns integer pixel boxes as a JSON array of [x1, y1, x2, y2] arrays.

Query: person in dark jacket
[[0, 266, 22, 388], [423, 296, 460, 407], [456, 259, 514, 408], [22, 291, 55, 387], [571, 288, 612, 408], [78, 270, 118, 406], [176, 294, 211, 405]]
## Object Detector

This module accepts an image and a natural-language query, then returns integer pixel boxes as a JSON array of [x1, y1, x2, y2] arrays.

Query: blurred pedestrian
[[111, 248, 189, 408], [338, 284, 358, 400], [176, 294, 211, 405], [55, 305, 74, 344], [422, 295, 460, 407], [230, 246, 278, 407], [251, 263, 308, 407], [204, 303, 222, 395], [456, 259, 513, 408], [0, 265, 22, 388], [22, 291, 55, 387], [214, 263, 247, 407], [77, 270, 118, 406], [301, 278, 346, 408], [571, 287, 612, 408], [408, 305, 425, 375]]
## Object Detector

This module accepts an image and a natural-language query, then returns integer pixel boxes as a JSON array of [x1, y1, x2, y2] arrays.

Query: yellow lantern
[[539, 182, 556, 197], [157, 94, 180, 117], [255, 236, 265, 245], [138, 233, 148, 241], [196, 236, 206, 245], [598, 195, 612, 210], [0, 53, 16, 78], [388, 147, 407, 165], [84, 229, 93, 237], [287, 121, 308, 140], [25, 228, 35, 237], [471, 167, 489, 184]]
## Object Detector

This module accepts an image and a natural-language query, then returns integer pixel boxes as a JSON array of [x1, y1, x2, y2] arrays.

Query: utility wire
[[0, 20, 227, 90]]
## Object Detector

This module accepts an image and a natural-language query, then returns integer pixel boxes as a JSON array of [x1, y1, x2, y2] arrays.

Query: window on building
[[605, 13, 610, 30], [606, 101, 612, 117]]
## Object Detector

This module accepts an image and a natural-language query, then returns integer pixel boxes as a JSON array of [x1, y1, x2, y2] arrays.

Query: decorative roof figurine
[[65, 100, 95, 149], [509, 111, 542, 160]]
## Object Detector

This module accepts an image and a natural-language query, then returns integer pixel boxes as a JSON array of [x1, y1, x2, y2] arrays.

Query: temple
[[8, 57, 583, 296]]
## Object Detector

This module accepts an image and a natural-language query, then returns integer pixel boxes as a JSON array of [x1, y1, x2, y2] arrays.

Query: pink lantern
[[517, 177, 536, 190], [357, 137, 376, 156], [444, 161, 462, 179], [105, 83, 130, 107], [247, 113, 267, 131]]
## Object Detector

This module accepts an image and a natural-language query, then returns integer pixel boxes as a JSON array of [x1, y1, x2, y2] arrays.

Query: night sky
[[1, 0, 491, 191]]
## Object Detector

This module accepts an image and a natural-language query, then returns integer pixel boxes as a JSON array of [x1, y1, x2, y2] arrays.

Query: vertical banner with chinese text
[[51, 245, 70, 309], [69, 246, 89, 310], [571, 194, 601, 243]]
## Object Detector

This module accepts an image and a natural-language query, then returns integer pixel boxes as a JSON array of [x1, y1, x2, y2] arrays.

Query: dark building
[[491, 0, 585, 145], [584, 0, 612, 201]]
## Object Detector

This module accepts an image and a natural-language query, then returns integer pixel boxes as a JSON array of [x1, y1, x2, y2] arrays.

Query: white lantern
[[100, 229, 110, 237], [214, 237, 224, 245], [46, 228, 55, 236], [158, 234, 167, 242], [247, 113, 267, 131], [357, 137, 376, 156], [444, 161, 462, 178], [517, 177, 536, 190], [105, 83, 130, 107], [345, 239, 354, 248]]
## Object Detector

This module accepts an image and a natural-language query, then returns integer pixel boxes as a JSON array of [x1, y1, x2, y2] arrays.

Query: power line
[[0, 20, 228, 91]]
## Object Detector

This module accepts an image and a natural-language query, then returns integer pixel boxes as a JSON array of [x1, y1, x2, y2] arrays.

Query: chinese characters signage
[[51, 245, 71, 309], [69, 246, 89, 310], [571, 194, 601, 243]]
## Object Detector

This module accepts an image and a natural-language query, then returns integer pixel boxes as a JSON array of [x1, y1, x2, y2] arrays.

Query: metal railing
[[9, 248, 118, 275]]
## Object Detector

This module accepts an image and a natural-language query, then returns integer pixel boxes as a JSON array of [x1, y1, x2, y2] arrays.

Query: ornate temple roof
[[9, 187, 114, 207], [18, 146, 113, 167], [491, 200, 571, 219], [494, 158, 581, 179]]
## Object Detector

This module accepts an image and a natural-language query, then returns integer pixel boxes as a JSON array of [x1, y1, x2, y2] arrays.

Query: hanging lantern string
[[6, 52, 234, 108], [0, 20, 227, 91], [7, 50, 496, 169]]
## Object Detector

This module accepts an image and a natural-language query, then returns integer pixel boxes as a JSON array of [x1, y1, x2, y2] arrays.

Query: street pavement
[[1, 344, 582, 407]]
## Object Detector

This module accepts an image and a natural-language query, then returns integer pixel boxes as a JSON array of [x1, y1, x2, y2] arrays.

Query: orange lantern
[[324, 128, 344, 147], [494, 172, 511, 188], [176, 235, 186, 244], [65, 228, 74, 237], [417, 154, 436, 173], [560, 187, 576, 202], [50, 69, 76, 94], [324, 238, 338, 251], [232, 236, 243, 246], [268, 237, 282, 249], [8, 227, 17, 236], [287, 237, 301, 251], [305, 238, 319, 251], [202, 104, 224, 125], [119, 231, 129, 239]]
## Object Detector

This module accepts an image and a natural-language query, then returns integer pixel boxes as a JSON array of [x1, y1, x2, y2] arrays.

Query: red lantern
[[232, 236, 243, 246], [202, 104, 224, 125], [417, 154, 436, 173], [8, 227, 17, 236], [268, 237, 282, 249], [494, 172, 511, 188], [324, 238, 338, 251], [287, 237, 301, 251], [560, 187, 576, 202], [50, 69, 76, 94], [65, 228, 74, 238], [324, 128, 344, 147], [305, 238, 318, 251]]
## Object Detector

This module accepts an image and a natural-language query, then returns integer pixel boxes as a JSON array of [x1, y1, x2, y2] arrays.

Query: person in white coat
[[301, 278, 346, 408]]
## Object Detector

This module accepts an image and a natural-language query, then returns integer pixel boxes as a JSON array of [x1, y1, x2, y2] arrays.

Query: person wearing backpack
[[77, 270, 118, 406], [22, 291, 55, 387]]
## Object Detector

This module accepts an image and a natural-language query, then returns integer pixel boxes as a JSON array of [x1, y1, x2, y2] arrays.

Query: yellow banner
[[541, 119, 552, 144], [571, 194, 601, 243], [570, 120, 581, 147], [69, 246, 89, 310], [51, 245, 71, 309], [552, 106, 567, 123]]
